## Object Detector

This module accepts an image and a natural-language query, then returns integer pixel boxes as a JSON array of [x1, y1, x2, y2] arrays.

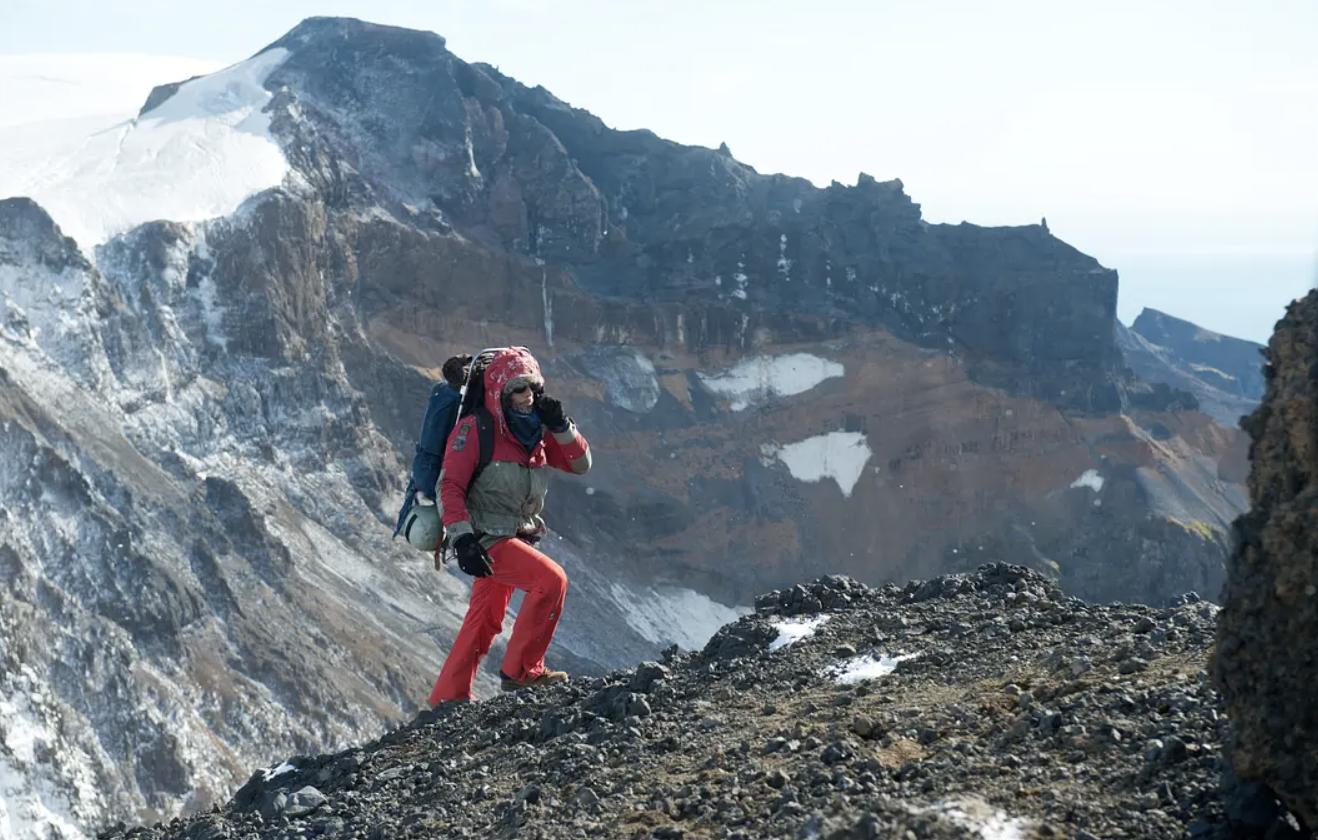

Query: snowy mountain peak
[[0, 50, 291, 258], [267, 16, 449, 54]]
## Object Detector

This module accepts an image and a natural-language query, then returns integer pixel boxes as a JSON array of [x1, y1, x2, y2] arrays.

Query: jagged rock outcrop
[[102, 565, 1235, 840], [1216, 289, 1318, 829], [1118, 308, 1265, 427]]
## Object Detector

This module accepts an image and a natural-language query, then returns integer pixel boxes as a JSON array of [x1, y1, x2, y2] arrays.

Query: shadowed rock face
[[1215, 289, 1318, 829]]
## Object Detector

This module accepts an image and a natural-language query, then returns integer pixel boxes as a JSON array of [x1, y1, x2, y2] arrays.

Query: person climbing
[[429, 346, 591, 705], [394, 353, 472, 560]]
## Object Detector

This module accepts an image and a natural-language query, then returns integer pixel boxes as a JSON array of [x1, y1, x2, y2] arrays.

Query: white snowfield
[[768, 614, 831, 652], [698, 352, 844, 411], [0, 49, 290, 255], [764, 431, 873, 497], [1070, 469, 1105, 493]]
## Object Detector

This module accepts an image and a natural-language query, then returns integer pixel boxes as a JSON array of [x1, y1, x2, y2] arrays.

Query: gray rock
[[571, 787, 601, 809], [1118, 657, 1149, 674], [281, 786, 327, 818]]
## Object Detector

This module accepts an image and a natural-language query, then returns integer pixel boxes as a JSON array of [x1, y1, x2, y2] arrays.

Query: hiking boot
[[500, 669, 569, 692]]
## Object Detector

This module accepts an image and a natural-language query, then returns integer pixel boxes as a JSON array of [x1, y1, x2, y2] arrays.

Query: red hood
[[482, 346, 544, 433]]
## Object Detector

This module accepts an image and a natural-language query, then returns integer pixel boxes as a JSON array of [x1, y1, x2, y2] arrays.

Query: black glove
[[534, 394, 568, 432], [453, 533, 494, 578]]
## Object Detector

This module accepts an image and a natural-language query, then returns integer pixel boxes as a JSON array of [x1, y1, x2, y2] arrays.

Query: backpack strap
[[440, 407, 497, 566], [469, 405, 496, 490]]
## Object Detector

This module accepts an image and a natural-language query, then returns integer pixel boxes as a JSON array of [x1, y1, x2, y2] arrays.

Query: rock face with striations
[[1215, 289, 1318, 829]]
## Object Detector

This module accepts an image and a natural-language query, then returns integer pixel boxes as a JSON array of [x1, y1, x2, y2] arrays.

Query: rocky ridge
[[1132, 310, 1266, 403], [101, 564, 1244, 840], [258, 16, 1160, 416], [1117, 309, 1265, 428]]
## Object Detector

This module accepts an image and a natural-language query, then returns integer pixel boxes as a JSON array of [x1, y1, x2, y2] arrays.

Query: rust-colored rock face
[[1215, 289, 1318, 827]]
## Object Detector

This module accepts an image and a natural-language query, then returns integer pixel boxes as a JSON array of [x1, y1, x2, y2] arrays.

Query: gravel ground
[[101, 564, 1289, 840]]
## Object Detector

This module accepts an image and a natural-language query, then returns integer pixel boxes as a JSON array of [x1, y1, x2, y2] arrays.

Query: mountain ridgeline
[[1118, 307, 1266, 428]]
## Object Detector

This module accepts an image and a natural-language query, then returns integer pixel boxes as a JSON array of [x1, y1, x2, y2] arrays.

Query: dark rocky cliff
[[1215, 288, 1318, 830]]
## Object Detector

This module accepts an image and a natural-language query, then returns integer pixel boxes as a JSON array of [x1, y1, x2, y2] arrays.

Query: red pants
[[428, 537, 568, 704]]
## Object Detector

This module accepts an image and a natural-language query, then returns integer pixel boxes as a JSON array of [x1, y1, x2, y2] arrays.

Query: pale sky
[[3, 0, 1315, 342]]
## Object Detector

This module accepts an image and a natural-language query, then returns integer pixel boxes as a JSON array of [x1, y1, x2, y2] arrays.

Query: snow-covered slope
[[0, 51, 288, 255]]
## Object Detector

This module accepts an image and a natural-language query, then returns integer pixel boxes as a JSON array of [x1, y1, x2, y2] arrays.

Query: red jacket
[[440, 347, 590, 544]]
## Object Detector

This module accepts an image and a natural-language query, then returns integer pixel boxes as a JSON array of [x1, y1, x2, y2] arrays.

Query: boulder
[[1215, 289, 1318, 828]]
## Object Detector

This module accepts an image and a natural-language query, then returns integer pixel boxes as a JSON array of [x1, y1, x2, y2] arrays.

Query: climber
[[394, 353, 472, 558], [429, 346, 591, 704]]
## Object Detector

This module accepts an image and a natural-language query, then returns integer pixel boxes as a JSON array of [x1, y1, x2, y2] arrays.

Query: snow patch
[[764, 431, 872, 497], [0, 677, 99, 840], [731, 259, 749, 300], [1189, 361, 1235, 381], [1070, 469, 1104, 493], [1, 49, 291, 254], [926, 798, 1028, 840], [828, 652, 918, 684], [540, 268, 553, 347], [195, 272, 228, 352], [698, 353, 843, 411], [464, 125, 481, 179], [768, 615, 830, 652], [579, 346, 659, 413], [607, 582, 747, 650], [261, 761, 297, 781]]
